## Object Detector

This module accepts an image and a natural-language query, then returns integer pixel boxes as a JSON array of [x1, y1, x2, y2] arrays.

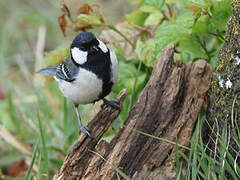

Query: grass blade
[[7, 92, 20, 134], [112, 165, 131, 180], [88, 149, 131, 180], [26, 139, 39, 180], [37, 112, 50, 180], [136, 129, 192, 151]]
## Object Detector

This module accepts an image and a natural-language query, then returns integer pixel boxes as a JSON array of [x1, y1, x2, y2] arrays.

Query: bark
[[56, 45, 212, 180], [203, 0, 240, 173]]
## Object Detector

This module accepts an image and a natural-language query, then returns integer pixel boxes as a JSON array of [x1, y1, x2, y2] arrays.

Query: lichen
[[204, 0, 240, 166], [225, 79, 232, 89], [235, 55, 240, 65], [218, 76, 224, 88]]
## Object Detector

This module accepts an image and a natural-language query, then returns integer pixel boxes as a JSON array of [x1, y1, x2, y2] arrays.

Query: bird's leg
[[74, 104, 91, 136], [102, 98, 120, 110]]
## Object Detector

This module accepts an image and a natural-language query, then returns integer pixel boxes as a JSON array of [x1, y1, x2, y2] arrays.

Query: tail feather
[[37, 65, 58, 77]]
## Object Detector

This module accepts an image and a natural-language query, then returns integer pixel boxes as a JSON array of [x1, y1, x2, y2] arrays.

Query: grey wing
[[56, 57, 78, 82], [37, 65, 58, 76]]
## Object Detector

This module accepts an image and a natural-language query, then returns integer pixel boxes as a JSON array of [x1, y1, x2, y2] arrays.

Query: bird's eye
[[80, 46, 87, 51]]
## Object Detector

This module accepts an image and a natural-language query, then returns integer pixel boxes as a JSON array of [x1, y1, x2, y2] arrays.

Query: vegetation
[[0, 0, 237, 179]]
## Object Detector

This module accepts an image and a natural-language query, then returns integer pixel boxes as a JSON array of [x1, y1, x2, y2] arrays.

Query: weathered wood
[[56, 45, 212, 180], [57, 89, 127, 179]]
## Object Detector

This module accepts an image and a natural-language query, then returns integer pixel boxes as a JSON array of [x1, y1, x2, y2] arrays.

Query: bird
[[37, 32, 119, 136]]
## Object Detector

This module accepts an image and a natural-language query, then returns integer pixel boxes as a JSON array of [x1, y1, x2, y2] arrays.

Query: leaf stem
[[195, 35, 211, 62], [209, 31, 224, 42], [161, 10, 170, 21], [216, 30, 225, 41], [101, 24, 135, 47], [166, 3, 173, 18]]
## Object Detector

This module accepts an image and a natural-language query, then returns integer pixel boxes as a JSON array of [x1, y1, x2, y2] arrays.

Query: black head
[[71, 32, 99, 51], [70, 32, 109, 65]]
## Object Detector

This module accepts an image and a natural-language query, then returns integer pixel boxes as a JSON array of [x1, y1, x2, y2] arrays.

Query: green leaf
[[135, 39, 155, 67], [193, 0, 231, 33], [193, 10, 201, 24], [44, 47, 70, 66], [140, 5, 163, 26], [209, 45, 222, 68], [189, 0, 206, 7], [178, 36, 208, 62], [143, 0, 165, 9], [208, 0, 232, 31], [76, 14, 102, 28], [140, 5, 160, 13], [116, 61, 146, 93], [154, 11, 193, 59], [128, 0, 143, 4], [192, 15, 209, 34], [144, 11, 163, 26], [126, 10, 149, 26]]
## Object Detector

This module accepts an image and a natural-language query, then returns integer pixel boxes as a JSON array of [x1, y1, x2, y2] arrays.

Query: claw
[[103, 98, 120, 110], [78, 125, 91, 137], [109, 101, 120, 109], [101, 103, 107, 110]]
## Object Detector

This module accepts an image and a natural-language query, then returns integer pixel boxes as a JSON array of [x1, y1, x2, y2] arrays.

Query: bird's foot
[[102, 98, 120, 110], [78, 125, 91, 137]]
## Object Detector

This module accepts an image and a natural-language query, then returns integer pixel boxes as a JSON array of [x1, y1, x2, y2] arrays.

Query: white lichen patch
[[235, 56, 240, 65], [218, 76, 224, 88], [225, 79, 232, 89]]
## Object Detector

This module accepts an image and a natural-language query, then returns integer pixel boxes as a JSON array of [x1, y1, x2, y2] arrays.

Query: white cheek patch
[[97, 39, 108, 53], [71, 47, 88, 64]]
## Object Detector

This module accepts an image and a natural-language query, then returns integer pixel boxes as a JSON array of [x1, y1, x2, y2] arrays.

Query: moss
[[203, 0, 240, 167]]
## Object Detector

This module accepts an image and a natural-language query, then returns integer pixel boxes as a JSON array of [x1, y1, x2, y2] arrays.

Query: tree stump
[[56, 45, 212, 180]]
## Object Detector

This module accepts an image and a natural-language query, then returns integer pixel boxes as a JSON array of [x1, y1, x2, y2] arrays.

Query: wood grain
[[56, 45, 212, 180]]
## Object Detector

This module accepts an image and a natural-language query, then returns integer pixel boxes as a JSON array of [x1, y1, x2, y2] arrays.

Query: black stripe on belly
[[80, 50, 113, 100], [99, 81, 113, 99]]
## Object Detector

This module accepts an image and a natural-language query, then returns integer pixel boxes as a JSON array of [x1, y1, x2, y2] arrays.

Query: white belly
[[110, 51, 118, 86], [57, 68, 103, 104]]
